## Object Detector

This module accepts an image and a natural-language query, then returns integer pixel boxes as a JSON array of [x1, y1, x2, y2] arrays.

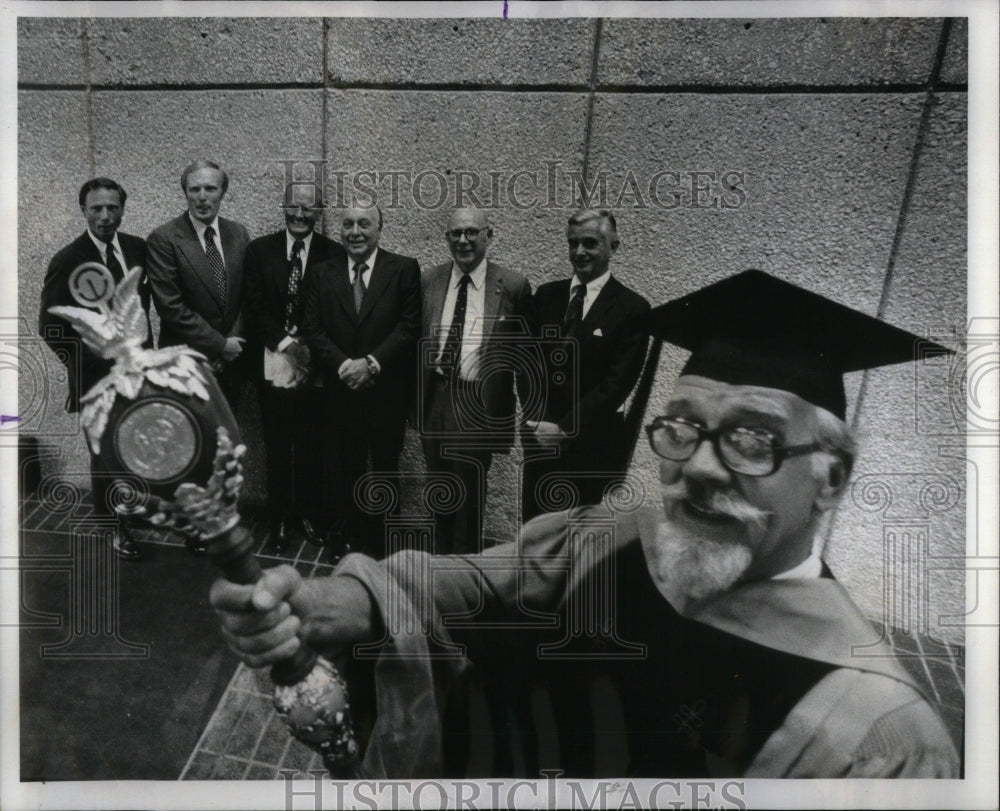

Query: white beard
[[651, 518, 754, 611]]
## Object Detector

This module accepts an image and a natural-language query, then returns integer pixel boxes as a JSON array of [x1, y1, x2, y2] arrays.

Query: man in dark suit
[[243, 182, 345, 552], [300, 206, 421, 559], [38, 177, 152, 559], [521, 209, 650, 521], [146, 160, 251, 411], [418, 208, 531, 554]]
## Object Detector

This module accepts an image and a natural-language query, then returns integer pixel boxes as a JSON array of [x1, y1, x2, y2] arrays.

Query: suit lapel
[[483, 262, 504, 336], [580, 275, 620, 334], [427, 265, 450, 335], [175, 215, 225, 312], [119, 235, 142, 271], [330, 256, 358, 323], [219, 218, 242, 320], [357, 250, 392, 324], [74, 232, 103, 266], [271, 232, 292, 297]]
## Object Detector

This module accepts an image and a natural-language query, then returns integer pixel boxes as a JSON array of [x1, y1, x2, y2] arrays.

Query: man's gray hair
[[811, 406, 857, 482]]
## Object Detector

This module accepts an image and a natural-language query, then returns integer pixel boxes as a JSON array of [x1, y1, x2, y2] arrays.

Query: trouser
[[257, 381, 325, 523], [325, 393, 407, 559], [520, 414, 628, 523]]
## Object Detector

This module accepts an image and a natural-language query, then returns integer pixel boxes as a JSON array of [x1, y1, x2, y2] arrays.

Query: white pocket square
[[593, 328, 603, 336]]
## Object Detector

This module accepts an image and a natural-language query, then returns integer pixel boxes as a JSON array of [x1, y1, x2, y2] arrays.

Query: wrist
[[365, 354, 380, 376]]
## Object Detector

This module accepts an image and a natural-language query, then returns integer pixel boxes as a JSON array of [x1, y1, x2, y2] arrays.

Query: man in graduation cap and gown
[[210, 270, 960, 779]]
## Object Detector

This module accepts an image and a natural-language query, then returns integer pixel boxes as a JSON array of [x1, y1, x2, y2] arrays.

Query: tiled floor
[[19, 490, 966, 779]]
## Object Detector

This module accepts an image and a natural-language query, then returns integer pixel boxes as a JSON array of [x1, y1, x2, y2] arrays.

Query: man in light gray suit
[[147, 159, 251, 410], [418, 208, 531, 554]]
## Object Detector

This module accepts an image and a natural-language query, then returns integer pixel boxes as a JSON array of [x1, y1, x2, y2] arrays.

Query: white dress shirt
[[569, 268, 612, 320], [266, 230, 316, 386], [338, 249, 380, 376], [772, 552, 823, 580], [275, 231, 315, 352], [187, 212, 226, 265], [87, 229, 126, 273], [436, 258, 488, 381]]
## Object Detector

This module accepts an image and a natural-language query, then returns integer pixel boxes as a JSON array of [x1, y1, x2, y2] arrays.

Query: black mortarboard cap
[[644, 270, 953, 419]]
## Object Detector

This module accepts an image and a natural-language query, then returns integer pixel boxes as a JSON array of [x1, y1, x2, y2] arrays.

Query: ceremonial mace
[[49, 263, 360, 776]]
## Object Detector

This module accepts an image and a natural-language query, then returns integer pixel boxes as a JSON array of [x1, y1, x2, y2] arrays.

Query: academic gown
[[330, 507, 959, 779]]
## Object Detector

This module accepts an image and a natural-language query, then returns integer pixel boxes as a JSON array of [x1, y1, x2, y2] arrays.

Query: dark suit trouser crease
[[422, 376, 496, 555], [521, 413, 629, 523], [325, 389, 407, 558], [257, 381, 325, 522], [214, 361, 245, 415]]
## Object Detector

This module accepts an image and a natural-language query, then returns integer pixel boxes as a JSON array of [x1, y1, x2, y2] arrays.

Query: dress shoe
[[323, 529, 351, 564], [111, 528, 142, 560], [110, 509, 142, 559], [271, 519, 289, 553], [185, 532, 208, 556], [298, 517, 322, 547]]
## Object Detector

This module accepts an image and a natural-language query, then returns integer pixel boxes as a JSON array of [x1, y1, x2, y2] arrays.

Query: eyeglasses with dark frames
[[447, 228, 483, 241], [645, 416, 822, 477]]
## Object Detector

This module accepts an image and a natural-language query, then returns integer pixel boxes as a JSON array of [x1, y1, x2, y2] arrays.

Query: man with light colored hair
[[520, 208, 650, 522], [147, 159, 250, 411], [210, 270, 959, 778]]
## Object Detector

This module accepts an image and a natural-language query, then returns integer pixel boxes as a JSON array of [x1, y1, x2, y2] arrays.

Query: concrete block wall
[[17, 16, 967, 641]]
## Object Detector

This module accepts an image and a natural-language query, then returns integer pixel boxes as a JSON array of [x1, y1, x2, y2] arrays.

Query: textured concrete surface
[[598, 18, 943, 87], [940, 17, 968, 85], [325, 88, 590, 538], [86, 18, 325, 86], [16, 17, 968, 640], [16, 18, 87, 85], [826, 93, 968, 627], [91, 89, 325, 238], [16, 91, 92, 469], [326, 18, 595, 86]]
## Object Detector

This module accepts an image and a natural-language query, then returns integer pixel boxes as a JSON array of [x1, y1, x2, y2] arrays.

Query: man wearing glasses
[[243, 183, 345, 552], [211, 271, 958, 777], [418, 208, 531, 554]]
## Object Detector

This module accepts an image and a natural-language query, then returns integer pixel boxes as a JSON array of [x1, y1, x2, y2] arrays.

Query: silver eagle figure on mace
[[49, 262, 360, 777]]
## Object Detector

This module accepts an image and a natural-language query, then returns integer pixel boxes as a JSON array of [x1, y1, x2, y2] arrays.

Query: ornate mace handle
[[145, 428, 361, 777], [49, 265, 361, 776]]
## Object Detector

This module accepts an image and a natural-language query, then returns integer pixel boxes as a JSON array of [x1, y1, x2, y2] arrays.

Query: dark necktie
[[563, 283, 586, 337], [204, 224, 227, 303], [352, 262, 368, 313], [103, 242, 124, 282], [285, 239, 305, 332], [441, 274, 471, 376]]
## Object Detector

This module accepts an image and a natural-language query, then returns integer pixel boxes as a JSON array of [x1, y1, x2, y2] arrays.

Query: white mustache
[[661, 481, 770, 531]]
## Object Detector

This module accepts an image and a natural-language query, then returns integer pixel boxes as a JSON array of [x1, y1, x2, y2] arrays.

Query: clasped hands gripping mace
[[49, 263, 359, 776]]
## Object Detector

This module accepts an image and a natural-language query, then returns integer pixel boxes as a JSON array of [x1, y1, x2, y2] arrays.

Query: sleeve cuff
[[277, 335, 295, 352]]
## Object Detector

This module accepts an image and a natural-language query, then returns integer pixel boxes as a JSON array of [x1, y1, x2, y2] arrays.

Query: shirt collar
[[286, 230, 314, 256], [348, 247, 378, 273], [188, 212, 220, 238], [571, 269, 612, 296], [451, 257, 488, 290], [772, 552, 823, 580], [87, 229, 122, 259]]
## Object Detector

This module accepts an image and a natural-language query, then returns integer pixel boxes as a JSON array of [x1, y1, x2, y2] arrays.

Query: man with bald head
[[418, 208, 531, 554], [243, 183, 346, 551], [300, 205, 421, 558]]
